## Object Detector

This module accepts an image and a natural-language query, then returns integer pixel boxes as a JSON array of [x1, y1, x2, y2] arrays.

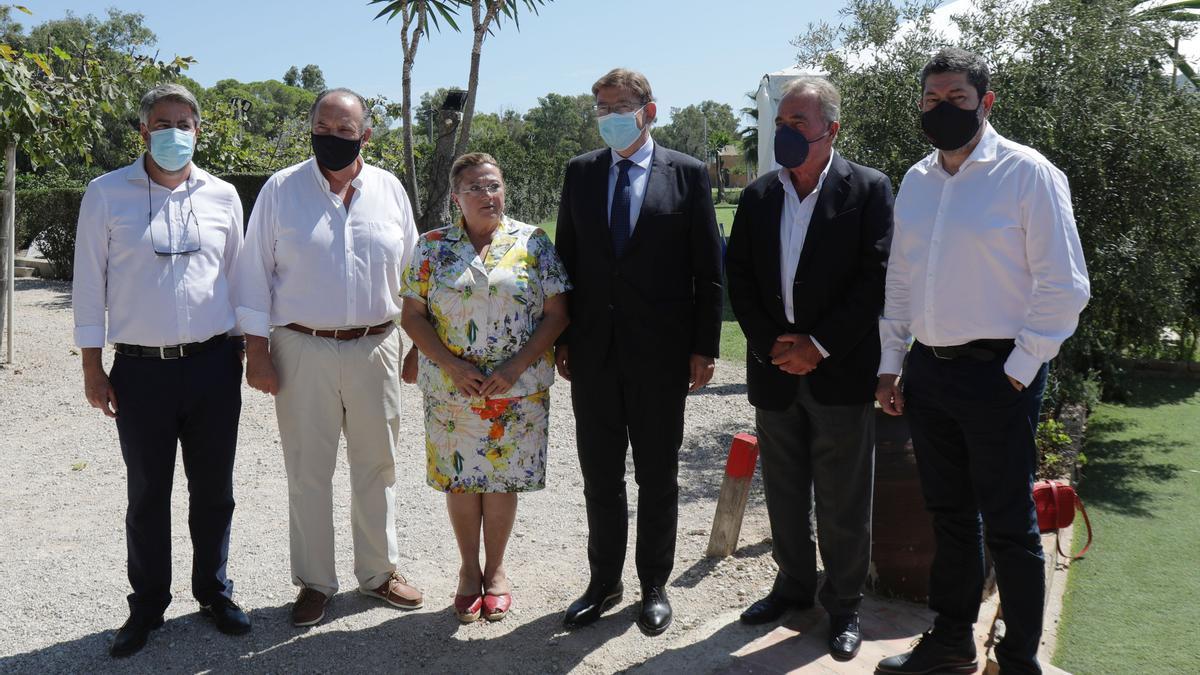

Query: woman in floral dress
[[400, 153, 570, 623]]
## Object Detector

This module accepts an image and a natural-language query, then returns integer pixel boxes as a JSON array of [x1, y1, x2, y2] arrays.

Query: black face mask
[[773, 124, 830, 168], [311, 133, 362, 171], [920, 101, 983, 151]]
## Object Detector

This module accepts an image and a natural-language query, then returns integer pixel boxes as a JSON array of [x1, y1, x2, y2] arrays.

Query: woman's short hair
[[450, 152, 504, 191]]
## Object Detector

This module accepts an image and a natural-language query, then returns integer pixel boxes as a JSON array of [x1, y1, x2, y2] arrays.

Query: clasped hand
[[770, 333, 823, 375], [448, 358, 521, 398]]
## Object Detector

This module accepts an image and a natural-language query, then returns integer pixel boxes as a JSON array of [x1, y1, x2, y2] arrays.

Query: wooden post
[[706, 433, 760, 558], [2, 143, 15, 364]]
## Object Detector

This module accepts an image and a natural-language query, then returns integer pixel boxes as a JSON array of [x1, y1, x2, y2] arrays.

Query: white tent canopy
[[755, 66, 824, 177]]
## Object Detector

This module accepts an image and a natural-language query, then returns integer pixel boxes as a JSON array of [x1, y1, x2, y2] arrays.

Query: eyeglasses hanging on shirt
[[147, 177, 200, 256]]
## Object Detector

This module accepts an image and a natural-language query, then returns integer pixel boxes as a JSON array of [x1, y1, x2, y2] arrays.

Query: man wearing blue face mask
[[876, 48, 1090, 675], [555, 68, 723, 636], [725, 76, 894, 662], [73, 83, 251, 657]]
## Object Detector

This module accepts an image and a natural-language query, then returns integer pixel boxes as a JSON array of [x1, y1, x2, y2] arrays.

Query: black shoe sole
[[829, 644, 861, 662], [875, 661, 977, 674], [563, 589, 624, 628], [637, 612, 673, 636]]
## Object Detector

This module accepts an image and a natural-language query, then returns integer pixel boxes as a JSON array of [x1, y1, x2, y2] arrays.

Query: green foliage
[[799, 0, 1200, 402], [656, 100, 739, 161], [1035, 418, 1079, 479], [14, 187, 84, 278], [299, 64, 325, 94]]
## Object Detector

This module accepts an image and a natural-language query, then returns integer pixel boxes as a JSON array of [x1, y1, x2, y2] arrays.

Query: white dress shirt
[[606, 136, 654, 231], [72, 156, 243, 348], [879, 123, 1091, 385], [778, 152, 834, 357], [235, 158, 418, 337]]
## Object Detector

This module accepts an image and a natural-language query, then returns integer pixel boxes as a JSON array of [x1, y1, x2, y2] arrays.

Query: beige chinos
[[271, 323, 402, 596]]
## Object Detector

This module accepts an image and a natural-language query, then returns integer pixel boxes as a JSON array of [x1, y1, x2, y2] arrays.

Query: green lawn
[[1054, 376, 1200, 674], [538, 208, 748, 364]]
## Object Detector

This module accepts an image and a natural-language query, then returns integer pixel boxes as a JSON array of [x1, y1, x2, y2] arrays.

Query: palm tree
[[1129, 0, 1200, 88], [738, 91, 759, 179]]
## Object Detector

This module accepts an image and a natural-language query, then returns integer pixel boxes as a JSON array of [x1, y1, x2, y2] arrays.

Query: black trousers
[[754, 377, 874, 616], [904, 345, 1048, 674], [570, 352, 688, 588], [109, 337, 242, 619]]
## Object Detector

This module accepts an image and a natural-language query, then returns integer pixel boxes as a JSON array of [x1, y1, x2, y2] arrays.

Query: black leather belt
[[916, 339, 1015, 362], [114, 333, 228, 359]]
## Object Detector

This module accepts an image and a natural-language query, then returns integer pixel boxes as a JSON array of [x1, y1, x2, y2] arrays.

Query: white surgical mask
[[597, 107, 644, 151]]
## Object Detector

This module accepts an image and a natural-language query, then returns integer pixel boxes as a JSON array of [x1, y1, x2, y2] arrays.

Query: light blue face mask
[[148, 127, 195, 172], [597, 107, 645, 151]]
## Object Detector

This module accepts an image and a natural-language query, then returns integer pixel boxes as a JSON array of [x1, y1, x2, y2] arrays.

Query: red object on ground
[[725, 433, 759, 479]]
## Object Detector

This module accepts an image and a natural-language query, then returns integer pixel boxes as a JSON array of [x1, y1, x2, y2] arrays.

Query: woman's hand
[[480, 360, 522, 398], [401, 346, 419, 384], [447, 358, 487, 397]]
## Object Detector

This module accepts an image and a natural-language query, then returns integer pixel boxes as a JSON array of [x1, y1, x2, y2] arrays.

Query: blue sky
[[22, 0, 848, 123]]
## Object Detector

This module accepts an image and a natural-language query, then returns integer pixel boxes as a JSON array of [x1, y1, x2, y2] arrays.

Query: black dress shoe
[[828, 613, 862, 661], [110, 614, 164, 658], [563, 580, 624, 628], [200, 597, 252, 636], [876, 629, 978, 674], [739, 591, 814, 625], [636, 585, 672, 636]]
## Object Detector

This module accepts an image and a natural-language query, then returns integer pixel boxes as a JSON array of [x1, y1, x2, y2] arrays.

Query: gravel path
[[0, 279, 783, 674]]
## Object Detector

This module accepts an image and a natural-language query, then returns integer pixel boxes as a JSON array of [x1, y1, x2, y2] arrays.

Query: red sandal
[[482, 592, 512, 621], [453, 593, 483, 623]]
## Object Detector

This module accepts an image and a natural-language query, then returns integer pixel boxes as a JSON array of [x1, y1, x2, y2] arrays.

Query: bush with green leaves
[[799, 0, 1200, 400]]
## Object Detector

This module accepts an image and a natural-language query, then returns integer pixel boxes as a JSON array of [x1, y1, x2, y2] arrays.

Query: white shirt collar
[[777, 149, 835, 199], [308, 156, 366, 191], [126, 153, 209, 188], [610, 136, 654, 170]]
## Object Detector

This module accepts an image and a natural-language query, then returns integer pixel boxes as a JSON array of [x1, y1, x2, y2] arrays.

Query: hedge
[[14, 172, 273, 280]]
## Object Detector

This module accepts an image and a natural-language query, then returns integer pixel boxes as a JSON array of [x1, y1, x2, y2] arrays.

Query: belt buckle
[[929, 345, 953, 360], [159, 345, 183, 360]]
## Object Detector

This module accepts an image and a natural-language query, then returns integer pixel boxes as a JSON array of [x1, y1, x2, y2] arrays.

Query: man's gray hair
[[139, 83, 201, 126], [779, 76, 841, 125], [309, 87, 373, 132]]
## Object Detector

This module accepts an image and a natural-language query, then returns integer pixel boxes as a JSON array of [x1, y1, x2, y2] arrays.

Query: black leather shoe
[[876, 630, 978, 674], [563, 580, 624, 628], [738, 591, 814, 625], [828, 613, 862, 661], [110, 614, 164, 658], [636, 585, 672, 636], [200, 597, 252, 636]]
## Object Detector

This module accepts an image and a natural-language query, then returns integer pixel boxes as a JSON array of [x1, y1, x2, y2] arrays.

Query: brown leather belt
[[283, 322, 392, 340]]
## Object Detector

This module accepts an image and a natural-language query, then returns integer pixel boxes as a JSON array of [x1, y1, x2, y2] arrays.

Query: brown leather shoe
[[291, 588, 329, 627], [360, 571, 423, 609]]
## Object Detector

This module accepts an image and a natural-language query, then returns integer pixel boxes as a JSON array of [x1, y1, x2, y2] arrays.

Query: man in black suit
[[725, 77, 893, 661], [555, 68, 723, 636]]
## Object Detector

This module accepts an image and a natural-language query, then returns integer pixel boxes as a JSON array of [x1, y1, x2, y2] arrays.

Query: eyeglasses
[[148, 178, 200, 256], [456, 183, 503, 196], [593, 102, 646, 116]]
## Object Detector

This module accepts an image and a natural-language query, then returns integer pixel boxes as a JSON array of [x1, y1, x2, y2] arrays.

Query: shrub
[[218, 173, 273, 229], [1036, 418, 1087, 480]]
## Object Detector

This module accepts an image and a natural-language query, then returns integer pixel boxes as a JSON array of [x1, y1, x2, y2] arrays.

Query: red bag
[[1033, 480, 1093, 560]]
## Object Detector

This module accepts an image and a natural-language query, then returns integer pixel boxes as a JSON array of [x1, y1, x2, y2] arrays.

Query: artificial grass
[[1054, 376, 1200, 674]]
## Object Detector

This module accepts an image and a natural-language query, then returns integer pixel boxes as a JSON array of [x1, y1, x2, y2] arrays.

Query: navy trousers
[[108, 337, 242, 619], [903, 345, 1048, 674]]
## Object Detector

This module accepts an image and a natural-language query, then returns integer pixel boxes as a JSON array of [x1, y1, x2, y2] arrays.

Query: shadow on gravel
[[0, 593, 643, 674], [15, 278, 72, 311], [677, 415, 759, 506], [671, 538, 773, 590]]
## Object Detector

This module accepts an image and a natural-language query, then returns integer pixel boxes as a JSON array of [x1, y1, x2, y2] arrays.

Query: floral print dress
[[401, 216, 571, 493]]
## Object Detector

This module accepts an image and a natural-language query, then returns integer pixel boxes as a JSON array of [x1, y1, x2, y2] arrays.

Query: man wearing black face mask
[[725, 77, 893, 662], [235, 88, 424, 627], [875, 49, 1090, 675]]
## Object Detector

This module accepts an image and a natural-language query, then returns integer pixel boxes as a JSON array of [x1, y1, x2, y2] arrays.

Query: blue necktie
[[611, 159, 633, 257]]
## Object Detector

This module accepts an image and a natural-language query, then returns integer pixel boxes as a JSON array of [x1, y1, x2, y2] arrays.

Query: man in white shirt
[[236, 88, 421, 627], [875, 49, 1090, 675], [725, 77, 894, 662], [73, 83, 251, 658]]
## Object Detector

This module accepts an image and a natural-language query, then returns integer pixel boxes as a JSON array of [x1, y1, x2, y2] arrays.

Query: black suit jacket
[[726, 153, 894, 409], [554, 143, 723, 383]]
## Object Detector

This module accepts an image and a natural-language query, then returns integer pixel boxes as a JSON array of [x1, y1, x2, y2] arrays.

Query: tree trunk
[[1, 143, 15, 363], [715, 155, 726, 204], [417, 110, 462, 233], [453, 0, 500, 158], [399, 6, 424, 216]]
